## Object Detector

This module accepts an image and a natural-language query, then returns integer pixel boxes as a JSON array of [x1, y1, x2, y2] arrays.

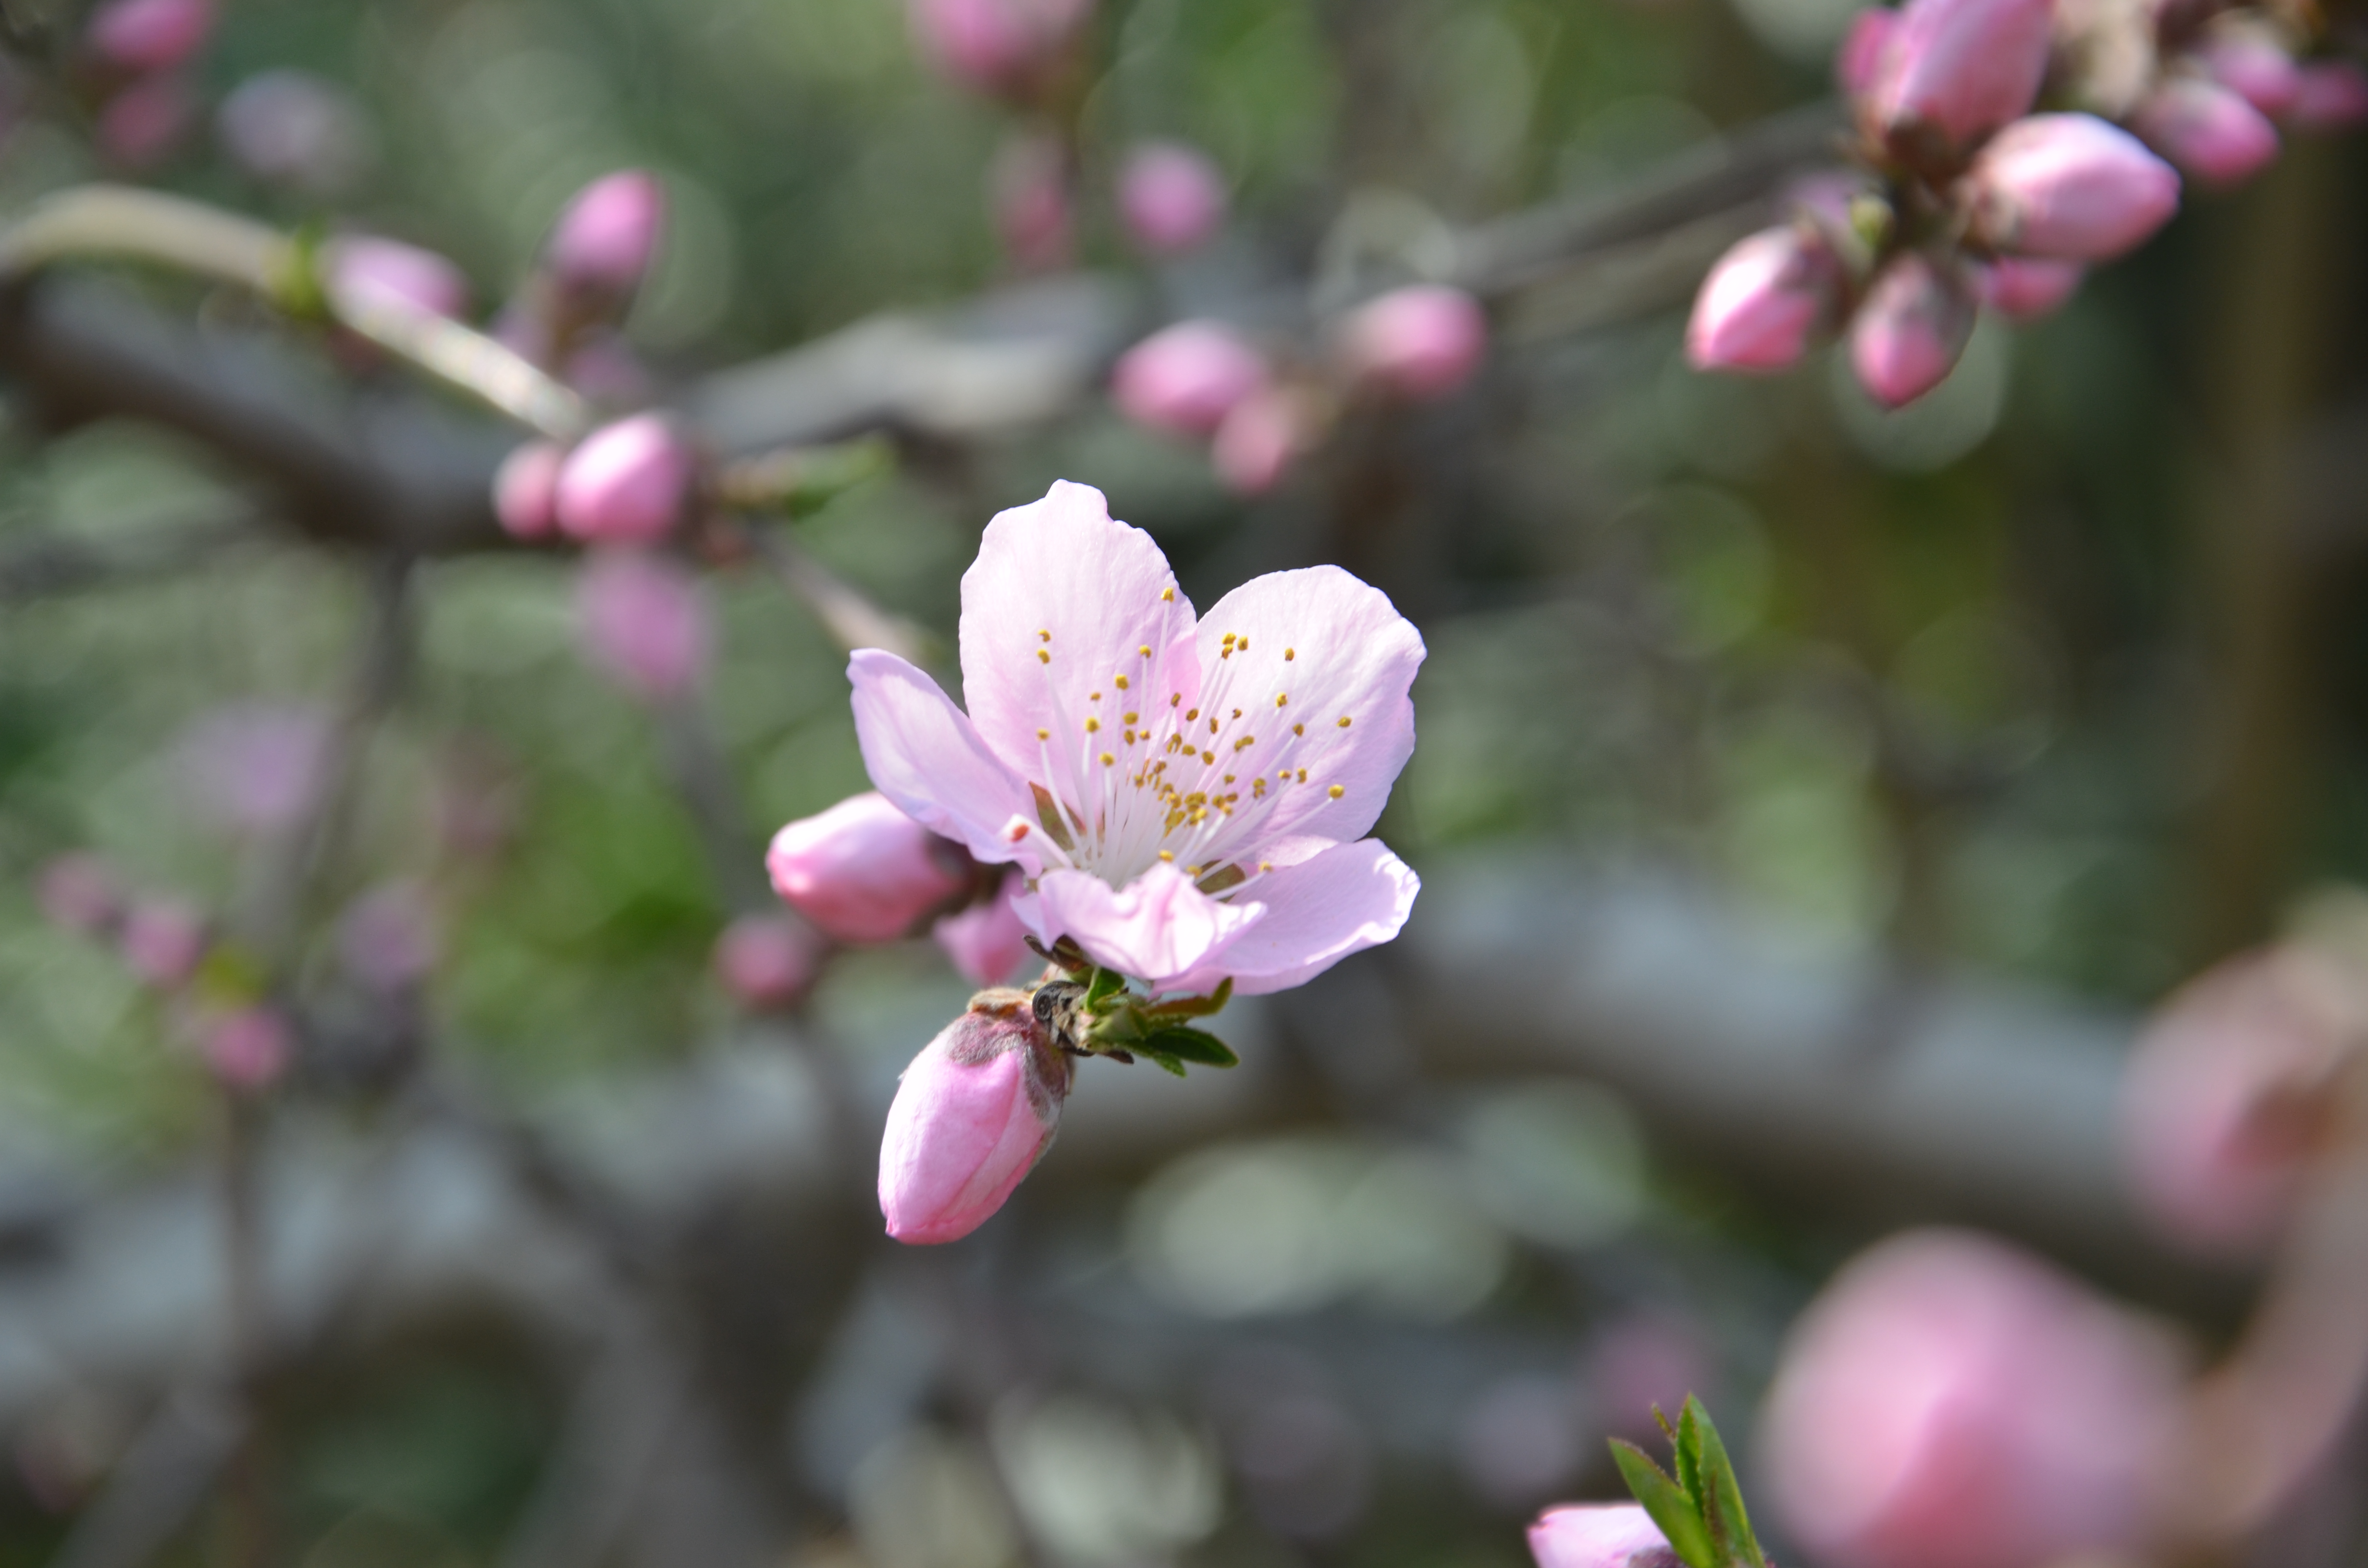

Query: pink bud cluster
[[83, 0, 215, 168], [986, 134, 1232, 276], [765, 791, 1030, 984]]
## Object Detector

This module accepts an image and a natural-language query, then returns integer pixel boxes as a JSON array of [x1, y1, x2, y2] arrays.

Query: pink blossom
[[86, 0, 213, 74], [1339, 286, 1489, 403], [1686, 226, 1841, 373], [96, 74, 193, 168], [1529, 1505, 1681, 1568], [216, 70, 370, 195], [121, 897, 206, 988], [574, 550, 710, 700], [323, 235, 471, 321], [933, 872, 1034, 985], [1119, 141, 1229, 256], [713, 912, 822, 1009], [1212, 388, 1308, 496], [201, 1006, 291, 1091], [908, 0, 1092, 94], [850, 481, 1423, 995], [546, 171, 666, 297], [2195, 24, 2303, 118], [1979, 256, 2084, 320], [1964, 113, 2181, 259], [879, 991, 1070, 1243], [336, 882, 440, 993], [2134, 77, 2281, 187], [767, 791, 972, 943], [991, 134, 1075, 272], [1111, 322, 1269, 438], [177, 703, 331, 836], [38, 855, 122, 936], [554, 415, 694, 544], [2290, 61, 2368, 131], [1864, 0, 2052, 154], [2119, 946, 2352, 1260], [1760, 1229, 2182, 1568], [493, 441, 566, 540], [1836, 7, 1899, 97], [1850, 251, 1976, 407]]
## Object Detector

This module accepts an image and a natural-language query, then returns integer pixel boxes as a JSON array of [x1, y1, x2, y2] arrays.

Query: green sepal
[[1609, 1441, 1717, 1568], [1083, 965, 1126, 1013], [1144, 977, 1232, 1020], [1138, 1026, 1237, 1067], [1686, 1396, 1765, 1568], [1608, 1399, 1767, 1568], [1138, 1048, 1190, 1078]]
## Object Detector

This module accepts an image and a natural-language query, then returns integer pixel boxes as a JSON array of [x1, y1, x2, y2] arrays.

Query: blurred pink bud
[[2195, 27, 2303, 117], [2291, 61, 2368, 130], [38, 855, 122, 936], [121, 897, 205, 988], [767, 791, 971, 943], [1529, 1504, 1674, 1568], [575, 551, 710, 701], [336, 882, 440, 993], [1586, 1313, 1715, 1440], [178, 703, 330, 836], [714, 912, 822, 1010], [2120, 947, 2354, 1260], [216, 70, 370, 195], [992, 134, 1074, 272], [1866, 0, 2052, 152], [323, 236, 471, 321], [1836, 7, 1899, 96], [547, 171, 666, 297], [1340, 285, 1489, 402], [554, 415, 694, 544], [2135, 77, 2281, 186], [86, 0, 213, 74], [1686, 226, 1841, 372], [1119, 141, 1228, 256], [96, 74, 192, 168], [932, 873, 1032, 986], [879, 993, 1069, 1244], [1111, 321, 1269, 437], [1965, 113, 2182, 259], [1212, 388, 1308, 496], [908, 0, 1091, 93], [1760, 1229, 2182, 1568], [493, 441, 565, 540], [564, 334, 655, 405], [1979, 255, 2084, 320], [1850, 252, 1976, 408], [201, 1006, 290, 1091]]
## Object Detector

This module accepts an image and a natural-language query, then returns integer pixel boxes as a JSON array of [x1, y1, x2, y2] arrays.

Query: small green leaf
[[1145, 977, 1233, 1020], [1138, 1048, 1189, 1078], [1083, 966, 1126, 1012], [1684, 1397, 1766, 1568], [1609, 1442, 1717, 1568], [1140, 1026, 1238, 1067], [1673, 1399, 1705, 1511]]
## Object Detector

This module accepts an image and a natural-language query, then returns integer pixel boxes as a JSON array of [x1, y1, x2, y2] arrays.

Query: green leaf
[[1139, 1027, 1238, 1067], [1684, 1397, 1766, 1568], [1673, 1400, 1704, 1511], [1083, 966, 1126, 1013], [1609, 1441, 1717, 1568], [1138, 1048, 1190, 1078], [1145, 977, 1233, 1020]]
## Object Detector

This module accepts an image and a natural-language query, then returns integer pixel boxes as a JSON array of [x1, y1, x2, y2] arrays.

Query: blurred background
[[0, 0, 2366, 1565]]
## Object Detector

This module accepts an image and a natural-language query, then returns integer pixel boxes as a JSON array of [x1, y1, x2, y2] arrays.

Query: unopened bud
[[216, 70, 370, 195], [1965, 112, 2181, 259], [908, 0, 1092, 95], [1339, 285, 1489, 403], [86, 0, 213, 74], [96, 74, 193, 169], [1849, 251, 1976, 409], [1212, 387, 1310, 496], [1528, 1505, 1675, 1568], [879, 992, 1071, 1244], [2291, 61, 2368, 131], [1687, 225, 1841, 373], [714, 912, 822, 1010], [178, 703, 330, 837], [1979, 255, 2084, 320], [1118, 141, 1228, 256], [38, 854, 123, 936], [1866, 0, 2052, 155], [933, 873, 1033, 986], [2135, 76, 2281, 186], [991, 133, 1074, 272], [546, 170, 666, 299], [323, 235, 471, 321], [1111, 321, 1269, 438], [121, 897, 206, 988], [574, 550, 711, 700], [1835, 7, 1898, 97], [201, 1005, 291, 1091], [767, 791, 972, 943], [2195, 21, 2302, 117], [554, 415, 694, 544], [493, 441, 565, 540]]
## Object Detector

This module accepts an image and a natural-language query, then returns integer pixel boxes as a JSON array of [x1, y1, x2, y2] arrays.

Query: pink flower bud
[[121, 897, 205, 988], [38, 854, 122, 936], [1111, 321, 1269, 438], [323, 235, 471, 321], [932, 873, 1032, 986], [201, 1006, 291, 1091], [908, 0, 1092, 94], [1686, 226, 1842, 373], [1212, 388, 1309, 496], [714, 912, 822, 1010], [574, 551, 710, 701], [1528, 1505, 1676, 1568], [1965, 113, 2182, 259], [96, 74, 193, 168], [2119, 947, 2355, 1261], [546, 171, 666, 297], [553, 415, 694, 544], [2134, 77, 2281, 186], [1866, 0, 2052, 154], [177, 703, 331, 837], [1836, 7, 1899, 97], [564, 334, 654, 404], [879, 992, 1070, 1244], [2291, 61, 2368, 130], [1339, 285, 1489, 403], [1119, 141, 1228, 256], [1979, 255, 2084, 320], [2195, 24, 2303, 117], [767, 791, 971, 943], [86, 0, 213, 74], [1760, 1230, 2181, 1568], [216, 70, 370, 195], [991, 133, 1075, 272], [1585, 1314, 1715, 1441], [336, 882, 440, 994], [1850, 252, 1977, 408], [493, 441, 566, 540]]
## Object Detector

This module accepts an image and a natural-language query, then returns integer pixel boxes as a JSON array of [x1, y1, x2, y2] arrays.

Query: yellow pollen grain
[[1338, 716, 1352, 728], [1116, 675, 1130, 689], [1036, 650, 1050, 664], [1085, 718, 1101, 733], [1328, 784, 1344, 798]]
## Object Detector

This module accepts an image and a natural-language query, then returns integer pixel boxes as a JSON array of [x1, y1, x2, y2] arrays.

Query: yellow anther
[[1224, 773, 1236, 783], [1036, 728, 1050, 740], [1260, 860, 1274, 872], [1116, 675, 1130, 689], [1209, 718, 1219, 735], [1221, 632, 1236, 645], [1233, 736, 1255, 751], [1185, 865, 1202, 877], [1171, 693, 1182, 707], [1038, 629, 1050, 641], [1090, 691, 1102, 701], [1101, 753, 1116, 766], [1159, 850, 1175, 862], [1231, 708, 1243, 720], [1338, 716, 1352, 728], [1276, 694, 1288, 708], [1328, 784, 1344, 798], [1203, 750, 1217, 764], [1293, 724, 1304, 736], [1139, 645, 1152, 657], [1239, 637, 1249, 650], [1085, 718, 1101, 733], [1124, 729, 1136, 743], [1296, 769, 1308, 783], [1186, 708, 1199, 721], [1123, 712, 1138, 724], [1161, 587, 1175, 601], [1285, 649, 1295, 661], [1036, 650, 1050, 664]]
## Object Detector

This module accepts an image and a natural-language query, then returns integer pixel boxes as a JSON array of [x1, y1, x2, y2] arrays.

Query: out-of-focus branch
[[46, 1386, 247, 1568], [0, 513, 260, 600], [0, 186, 287, 294]]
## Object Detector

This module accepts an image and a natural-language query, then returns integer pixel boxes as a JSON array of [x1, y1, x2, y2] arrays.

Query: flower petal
[[850, 648, 1039, 872], [1166, 838, 1420, 996], [1189, 565, 1424, 850], [958, 481, 1202, 789], [1024, 862, 1264, 987]]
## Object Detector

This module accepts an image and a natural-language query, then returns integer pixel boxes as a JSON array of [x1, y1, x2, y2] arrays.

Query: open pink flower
[[851, 481, 1422, 995]]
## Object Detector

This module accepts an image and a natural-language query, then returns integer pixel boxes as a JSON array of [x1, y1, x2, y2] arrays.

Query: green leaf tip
[[1607, 1396, 1766, 1568]]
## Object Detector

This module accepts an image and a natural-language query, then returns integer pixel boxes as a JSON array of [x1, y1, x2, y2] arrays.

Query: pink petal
[[1529, 1504, 1676, 1568], [934, 872, 1035, 986], [850, 649, 1040, 873], [1190, 565, 1424, 848], [1164, 837, 1420, 996], [1024, 862, 1265, 986], [958, 481, 1203, 784]]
